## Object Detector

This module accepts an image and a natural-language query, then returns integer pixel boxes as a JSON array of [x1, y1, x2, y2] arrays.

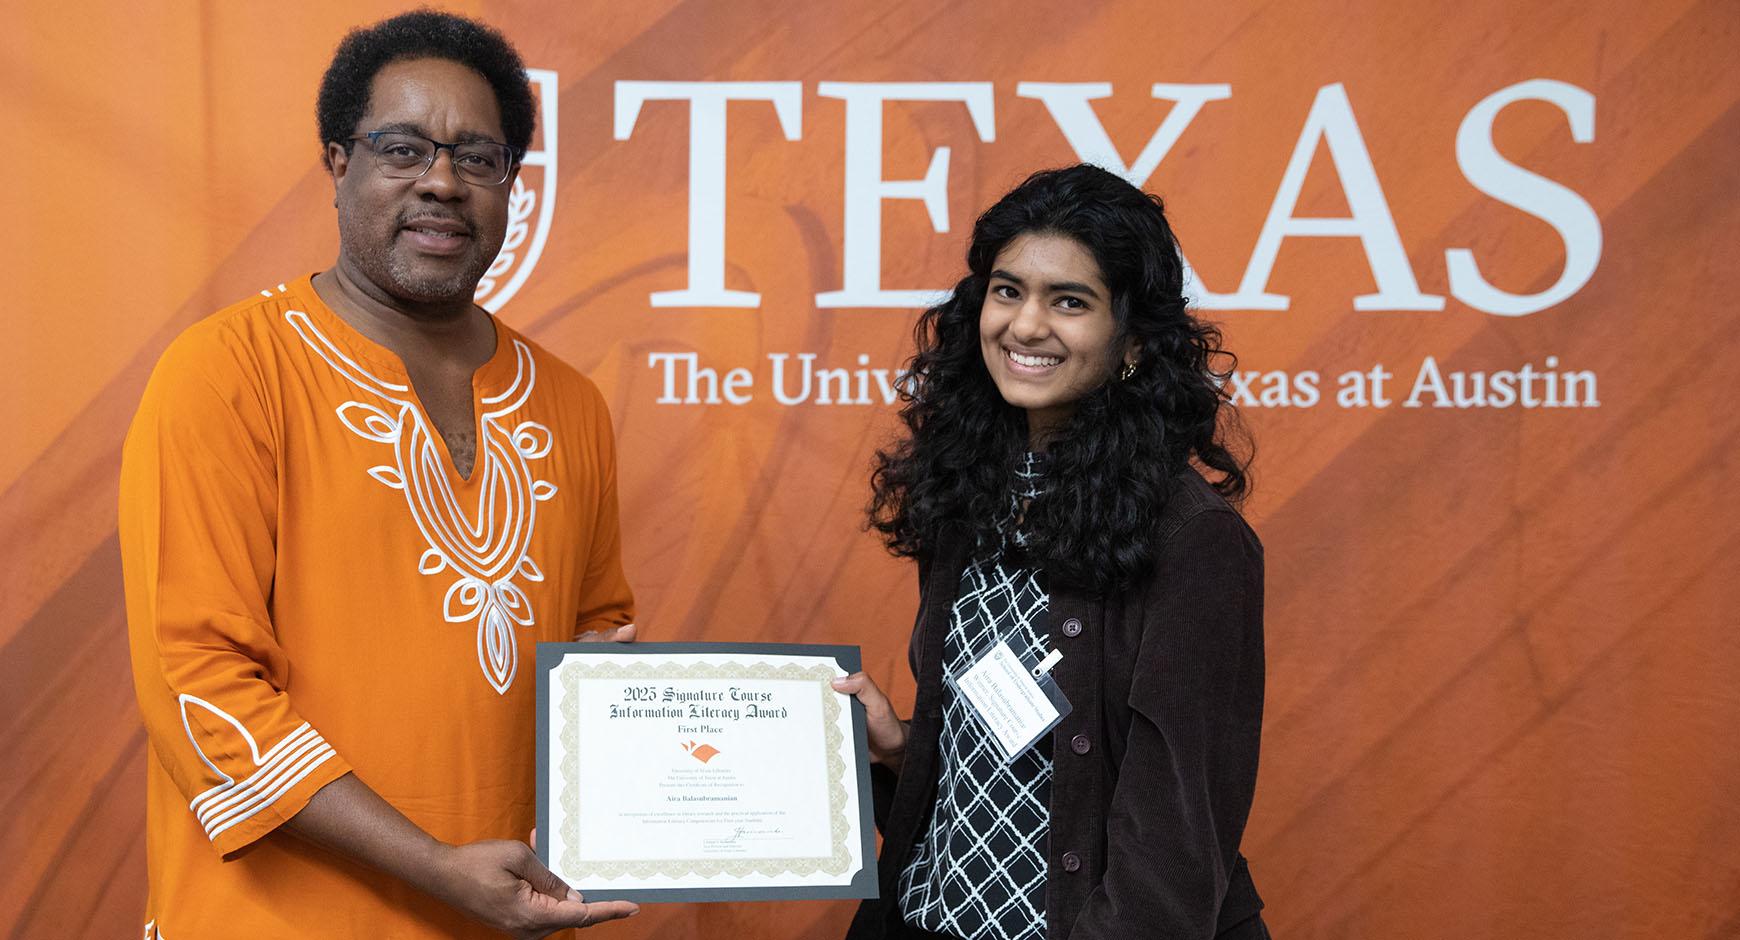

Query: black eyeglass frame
[[345, 130, 523, 187]]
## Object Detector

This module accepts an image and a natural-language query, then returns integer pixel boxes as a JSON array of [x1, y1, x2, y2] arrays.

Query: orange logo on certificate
[[681, 739, 721, 764]]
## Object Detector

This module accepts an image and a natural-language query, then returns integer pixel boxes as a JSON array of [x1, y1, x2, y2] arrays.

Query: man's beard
[[337, 208, 502, 310], [381, 243, 495, 306]]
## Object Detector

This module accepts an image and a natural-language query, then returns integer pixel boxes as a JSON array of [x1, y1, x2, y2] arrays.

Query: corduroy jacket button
[[1061, 852, 1082, 873], [1071, 733, 1091, 755], [1061, 618, 1083, 638]]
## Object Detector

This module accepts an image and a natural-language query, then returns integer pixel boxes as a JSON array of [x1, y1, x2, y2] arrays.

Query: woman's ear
[[1118, 339, 1140, 381]]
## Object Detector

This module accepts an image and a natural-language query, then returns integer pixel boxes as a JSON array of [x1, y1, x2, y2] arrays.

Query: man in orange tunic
[[120, 12, 639, 938]]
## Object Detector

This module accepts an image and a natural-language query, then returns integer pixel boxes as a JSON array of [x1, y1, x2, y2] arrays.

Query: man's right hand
[[285, 774, 636, 937], [429, 840, 637, 938]]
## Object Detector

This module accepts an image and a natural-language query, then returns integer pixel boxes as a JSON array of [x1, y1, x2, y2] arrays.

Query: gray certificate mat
[[535, 641, 879, 903]]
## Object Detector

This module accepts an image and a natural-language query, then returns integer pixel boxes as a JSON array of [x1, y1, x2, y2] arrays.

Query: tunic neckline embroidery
[[285, 305, 556, 694]]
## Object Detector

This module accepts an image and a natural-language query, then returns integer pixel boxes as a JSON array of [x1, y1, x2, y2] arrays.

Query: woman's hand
[[831, 672, 909, 772]]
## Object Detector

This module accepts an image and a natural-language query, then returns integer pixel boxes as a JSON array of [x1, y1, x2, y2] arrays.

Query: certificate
[[534, 642, 879, 902]]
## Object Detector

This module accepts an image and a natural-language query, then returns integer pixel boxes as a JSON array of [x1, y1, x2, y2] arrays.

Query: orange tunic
[[120, 274, 634, 939]]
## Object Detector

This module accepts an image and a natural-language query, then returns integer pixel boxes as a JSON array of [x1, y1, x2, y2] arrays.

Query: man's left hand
[[574, 623, 636, 643]]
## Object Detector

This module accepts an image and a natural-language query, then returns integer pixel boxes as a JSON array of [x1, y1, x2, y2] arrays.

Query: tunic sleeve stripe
[[202, 743, 337, 841], [187, 723, 321, 816], [195, 731, 334, 835], [178, 694, 345, 843], [178, 689, 344, 846]]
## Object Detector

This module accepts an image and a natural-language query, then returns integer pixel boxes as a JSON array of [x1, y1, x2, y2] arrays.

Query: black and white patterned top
[[898, 453, 1053, 940]]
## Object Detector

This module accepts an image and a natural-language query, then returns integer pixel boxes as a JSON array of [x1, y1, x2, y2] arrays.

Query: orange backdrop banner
[[4, 1, 1738, 938]]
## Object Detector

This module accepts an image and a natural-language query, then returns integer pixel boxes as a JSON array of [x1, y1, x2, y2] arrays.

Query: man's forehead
[[357, 57, 504, 137]]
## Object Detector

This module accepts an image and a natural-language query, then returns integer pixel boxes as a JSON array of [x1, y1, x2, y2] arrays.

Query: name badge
[[955, 642, 1073, 761]]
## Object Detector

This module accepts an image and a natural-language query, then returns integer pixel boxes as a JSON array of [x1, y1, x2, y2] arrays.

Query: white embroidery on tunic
[[179, 694, 335, 841], [285, 308, 556, 694]]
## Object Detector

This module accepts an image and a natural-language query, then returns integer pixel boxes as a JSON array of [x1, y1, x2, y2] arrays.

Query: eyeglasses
[[349, 130, 518, 186]]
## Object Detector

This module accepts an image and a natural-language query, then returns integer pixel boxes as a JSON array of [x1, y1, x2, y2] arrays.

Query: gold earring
[[1119, 361, 1137, 381]]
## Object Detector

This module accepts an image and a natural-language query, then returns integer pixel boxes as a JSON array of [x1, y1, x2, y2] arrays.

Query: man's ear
[[323, 142, 350, 207], [324, 141, 353, 180]]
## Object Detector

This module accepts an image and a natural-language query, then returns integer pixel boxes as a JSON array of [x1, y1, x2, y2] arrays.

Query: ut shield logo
[[476, 68, 559, 313]]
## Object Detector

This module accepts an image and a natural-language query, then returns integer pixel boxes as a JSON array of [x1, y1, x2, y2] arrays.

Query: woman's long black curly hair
[[868, 164, 1250, 592]]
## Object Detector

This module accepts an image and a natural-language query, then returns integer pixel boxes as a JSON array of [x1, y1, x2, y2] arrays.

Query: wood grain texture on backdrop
[[2, 0, 1737, 937]]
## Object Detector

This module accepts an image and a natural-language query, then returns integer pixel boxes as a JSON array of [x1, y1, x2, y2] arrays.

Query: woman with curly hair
[[833, 164, 1269, 940]]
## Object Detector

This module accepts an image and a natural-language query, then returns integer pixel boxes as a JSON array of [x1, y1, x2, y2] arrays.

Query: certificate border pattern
[[557, 660, 852, 880]]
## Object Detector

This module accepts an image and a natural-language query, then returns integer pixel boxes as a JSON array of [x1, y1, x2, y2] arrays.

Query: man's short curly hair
[[316, 10, 536, 157]]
